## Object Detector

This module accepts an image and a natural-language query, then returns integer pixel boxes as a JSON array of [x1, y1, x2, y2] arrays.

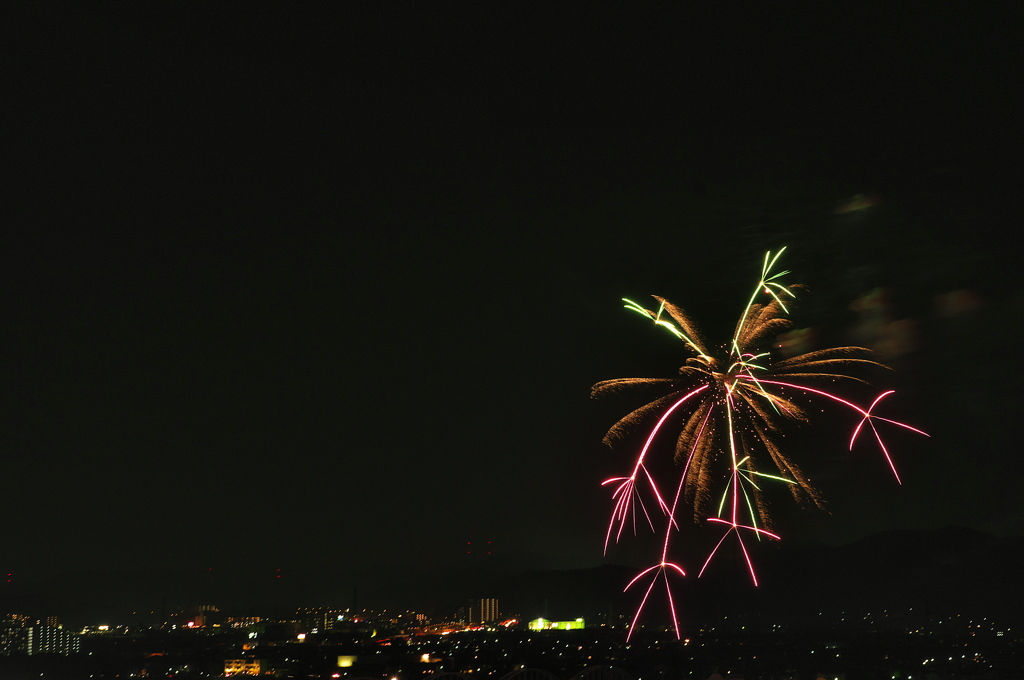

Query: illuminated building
[[0, 615, 30, 656], [1, 615, 79, 656], [195, 604, 221, 627], [528, 617, 585, 630], [26, 624, 80, 655], [224, 658, 264, 675], [227, 616, 262, 629], [295, 606, 347, 633], [467, 598, 499, 624]]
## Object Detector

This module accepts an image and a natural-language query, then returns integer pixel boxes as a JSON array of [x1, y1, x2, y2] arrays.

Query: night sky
[[4, 5, 1021, 620]]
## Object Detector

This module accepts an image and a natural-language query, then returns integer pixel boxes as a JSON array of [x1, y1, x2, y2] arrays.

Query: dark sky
[[4, 5, 1021, 619]]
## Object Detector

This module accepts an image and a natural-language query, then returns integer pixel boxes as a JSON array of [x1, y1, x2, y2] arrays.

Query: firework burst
[[594, 248, 927, 639]]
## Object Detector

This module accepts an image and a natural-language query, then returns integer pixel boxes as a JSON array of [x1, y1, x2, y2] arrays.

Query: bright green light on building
[[528, 617, 584, 630]]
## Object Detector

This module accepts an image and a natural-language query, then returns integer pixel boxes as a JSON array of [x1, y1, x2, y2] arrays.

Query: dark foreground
[[1, 623, 1021, 680]]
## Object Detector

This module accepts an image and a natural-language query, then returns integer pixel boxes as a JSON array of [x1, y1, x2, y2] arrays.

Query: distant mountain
[[4, 527, 1020, 629], [489, 526, 1024, 629], [756, 526, 1024, 622]]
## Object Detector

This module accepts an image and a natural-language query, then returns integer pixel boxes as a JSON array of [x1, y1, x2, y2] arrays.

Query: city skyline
[[3, 563, 1022, 679]]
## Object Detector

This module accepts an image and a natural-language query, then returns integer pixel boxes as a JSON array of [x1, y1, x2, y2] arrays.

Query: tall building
[[467, 598, 499, 624], [27, 624, 80, 655], [195, 605, 221, 627], [295, 606, 347, 633], [0, 614, 30, 656], [1, 616, 79, 656]]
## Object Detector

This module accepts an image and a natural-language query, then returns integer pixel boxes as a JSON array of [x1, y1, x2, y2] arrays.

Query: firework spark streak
[[593, 248, 927, 640]]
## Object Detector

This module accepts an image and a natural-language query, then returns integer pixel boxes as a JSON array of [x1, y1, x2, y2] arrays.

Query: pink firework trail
[[593, 248, 927, 640]]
